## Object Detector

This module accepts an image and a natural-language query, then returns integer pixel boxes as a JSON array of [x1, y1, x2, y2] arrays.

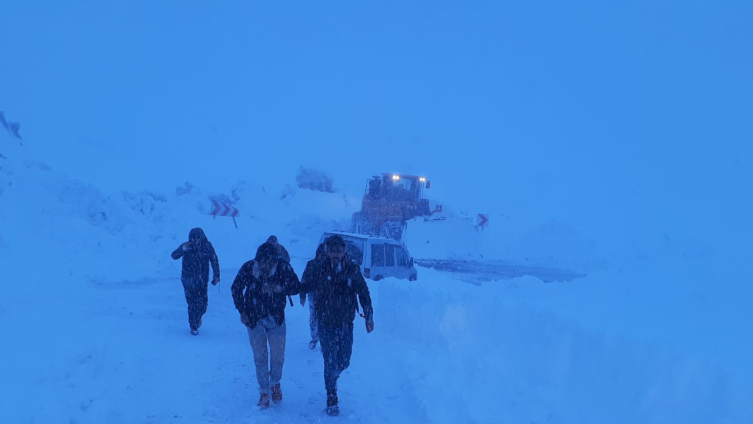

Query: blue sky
[[2, 0, 751, 253]]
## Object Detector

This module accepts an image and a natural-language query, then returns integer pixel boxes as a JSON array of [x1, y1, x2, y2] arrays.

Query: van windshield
[[395, 245, 409, 266], [343, 239, 365, 265]]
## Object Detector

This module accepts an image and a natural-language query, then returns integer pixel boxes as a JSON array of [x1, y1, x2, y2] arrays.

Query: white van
[[319, 231, 418, 281]]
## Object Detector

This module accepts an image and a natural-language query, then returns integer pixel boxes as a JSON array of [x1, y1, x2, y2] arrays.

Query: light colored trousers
[[247, 316, 287, 394]]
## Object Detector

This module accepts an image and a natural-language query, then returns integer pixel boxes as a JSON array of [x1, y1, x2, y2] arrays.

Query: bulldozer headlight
[[419, 177, 426, 182], [392, 175, 400, 181]]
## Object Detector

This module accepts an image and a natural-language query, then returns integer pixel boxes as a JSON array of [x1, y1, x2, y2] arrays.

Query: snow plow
[[351, 173, 438, 240]]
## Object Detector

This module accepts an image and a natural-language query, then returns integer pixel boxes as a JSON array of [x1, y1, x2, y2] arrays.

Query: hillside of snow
[[3, 1, 751, 273]]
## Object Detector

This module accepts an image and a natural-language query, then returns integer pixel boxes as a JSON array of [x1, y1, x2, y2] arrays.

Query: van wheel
[[409, 274, 417, 281], [374, 275, 384, 281]]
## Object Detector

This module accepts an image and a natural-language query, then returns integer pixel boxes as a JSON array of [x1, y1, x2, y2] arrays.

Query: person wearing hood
[[171, 228, 220, 335], [266, 235, 290, 263], [299, 235, 374, 416], [299, 243, 326, 349], [231, 242, 301, 408]]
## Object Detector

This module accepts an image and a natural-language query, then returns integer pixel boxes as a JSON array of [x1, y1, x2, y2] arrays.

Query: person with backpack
[[299, 235, 374, 416], [231, 242, 301, 408], [299, 243, 326, 349], [170, 228, 220, 335]]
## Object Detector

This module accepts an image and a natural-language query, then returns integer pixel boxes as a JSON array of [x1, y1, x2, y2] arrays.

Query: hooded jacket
[[277, 245, 291, 263], [300, 255, 373, 327], [171, 228, 220, 285], [231, 258, 301, 328], [266, 236, 291, 263]]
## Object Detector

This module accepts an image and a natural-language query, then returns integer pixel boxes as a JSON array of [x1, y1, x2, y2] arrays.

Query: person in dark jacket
[[171, 228, 220, 335], [231, 242, 301, 408], [299, 243, 326, 349], [299, 235, 374, 416]]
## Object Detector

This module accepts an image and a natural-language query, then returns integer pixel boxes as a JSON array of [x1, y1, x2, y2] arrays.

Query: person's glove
[[211, 277, 220, 286], [240, 314, 251, 327], [365, 318, 374, 333]]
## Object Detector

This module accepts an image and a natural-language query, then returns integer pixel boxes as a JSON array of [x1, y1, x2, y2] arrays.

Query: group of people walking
[[171, 228, 374, 416]]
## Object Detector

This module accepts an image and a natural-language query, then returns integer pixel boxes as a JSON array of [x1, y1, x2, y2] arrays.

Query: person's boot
[[258, 393, 270, 408], [271, 383, 283, 404], [326, 389, 339, 416], [309, 339, 318, 349], [190, 329, 199, 335]]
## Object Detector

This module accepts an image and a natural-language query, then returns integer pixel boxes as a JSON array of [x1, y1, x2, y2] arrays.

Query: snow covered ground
[[2, 129, 752, 423], [3, 266, 424, 424], [385, 267, 753, 424]]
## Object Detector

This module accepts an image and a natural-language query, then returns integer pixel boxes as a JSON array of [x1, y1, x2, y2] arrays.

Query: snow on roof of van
[[322, 231, 404, 244]]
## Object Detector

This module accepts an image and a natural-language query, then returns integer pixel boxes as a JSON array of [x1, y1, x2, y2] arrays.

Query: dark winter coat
[[301, 257, 322, 287], [299, 243, 326, 304], [299, 257, 321, 304], [300, 255, 373, 327], [171, 228, 220, 285], [277, 244, 291, 263], [231, 259, 300, 328]]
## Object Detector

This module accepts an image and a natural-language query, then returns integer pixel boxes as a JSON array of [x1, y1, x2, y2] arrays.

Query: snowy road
[[15, 266, 427, 424], [8, 261, 751, 424], [416, 259, 586, 284]]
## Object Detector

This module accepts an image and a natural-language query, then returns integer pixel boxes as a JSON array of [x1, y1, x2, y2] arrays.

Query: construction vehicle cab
[[352, 173, 433, 240], [319, 231, 418, 281]]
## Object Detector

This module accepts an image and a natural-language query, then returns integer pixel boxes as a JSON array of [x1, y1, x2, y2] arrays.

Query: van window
[[395, 245, 409, 266], [385, 244, 395, 266], [344, 240, 365, 265], [371, 244, 386, 266]]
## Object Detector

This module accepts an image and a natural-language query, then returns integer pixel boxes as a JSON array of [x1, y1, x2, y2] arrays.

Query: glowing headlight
[[392, 175, 400, 181], [419, 177, 426, 182]]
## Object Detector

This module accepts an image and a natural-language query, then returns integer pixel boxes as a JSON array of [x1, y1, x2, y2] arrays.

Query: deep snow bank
[[0, 153, 359, 290], [377, 267, 753, 424], [404, 212, 607, 272]]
